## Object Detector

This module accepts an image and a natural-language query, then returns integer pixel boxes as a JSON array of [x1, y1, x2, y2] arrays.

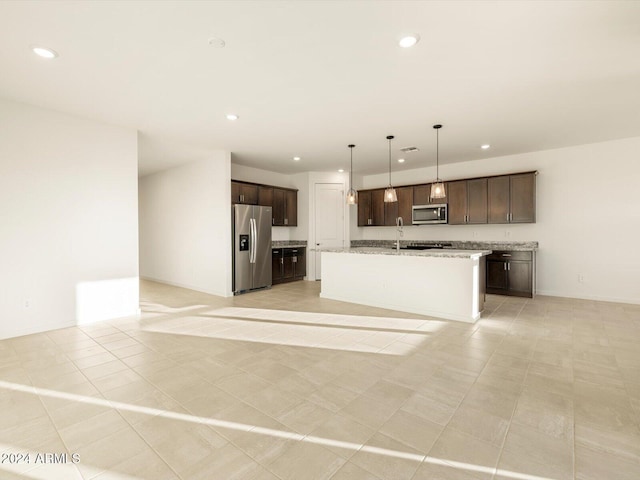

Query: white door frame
[[309, 178, 349, 281]]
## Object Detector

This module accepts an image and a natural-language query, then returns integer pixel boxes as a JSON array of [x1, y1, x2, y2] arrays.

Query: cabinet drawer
[[487, 250, 532, 261]]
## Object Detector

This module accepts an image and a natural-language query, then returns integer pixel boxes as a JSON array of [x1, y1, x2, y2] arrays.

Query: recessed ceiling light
[[208, 37, 226, 48], [398, 34, 420, 48], [31, 45, 58, 59], [481, 144, 491, 150], [338, 169, 344, 173], [226, 114, 238, 121], [398, 158, 405, 163], [293, 156, 301, 161]]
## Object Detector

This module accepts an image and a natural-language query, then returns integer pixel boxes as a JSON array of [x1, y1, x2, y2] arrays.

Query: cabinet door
[[283, 256, 294, 279], [358, 191, 372, 226], [293, 249, 306, 278], [413, 184, 431, 206], [298, 250, 306, 277], [272, 250, 283, 284], [508, 261, 532, 295], [231, 182, 242, 204], [447, 180, 467, 224], [240, 184, 258, 205], [285, 190, 297, 226], [258, 186, 273, 207], [397, 187, 413, 225], [467, 178, 488, 224], [510, 173, 536, 223], [488, 176, 510, 224], [384, 195, 398, 226], [486, 260, 508, 290], [371, 189, 385, 226], [273, 188, 285, 225]]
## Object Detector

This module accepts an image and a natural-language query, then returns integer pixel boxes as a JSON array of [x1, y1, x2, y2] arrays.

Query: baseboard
[[536, 289, 640, 306], [140, 275, 230, 297]]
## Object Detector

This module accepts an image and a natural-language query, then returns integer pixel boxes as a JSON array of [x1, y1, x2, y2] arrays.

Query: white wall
[[139, 154, 232, 297], [0, 98, 139, 339], [354, 136, 640, 304]]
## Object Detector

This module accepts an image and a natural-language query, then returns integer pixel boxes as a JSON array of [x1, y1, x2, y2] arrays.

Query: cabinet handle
[[508, 263, 511, 271], [507, 213, 509, 222], [240, 194, 244, 202], [293, 256, 297, 263], [272, 218, 275, 225], [502, 254, 512, 257], [504, 263, 507, 271], [284, 218, 288, 225], [280, 258, 284, 264]]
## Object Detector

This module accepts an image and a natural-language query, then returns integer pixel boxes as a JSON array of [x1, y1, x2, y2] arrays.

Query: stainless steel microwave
[[412, 204, 447, 225]]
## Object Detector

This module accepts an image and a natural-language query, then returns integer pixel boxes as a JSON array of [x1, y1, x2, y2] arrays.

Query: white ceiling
[[1, 1, 640, 176]]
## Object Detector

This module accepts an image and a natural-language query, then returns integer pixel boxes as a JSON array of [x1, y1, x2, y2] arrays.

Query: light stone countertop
[[272, 241, 307, 249], [319, 247, 492, 259]]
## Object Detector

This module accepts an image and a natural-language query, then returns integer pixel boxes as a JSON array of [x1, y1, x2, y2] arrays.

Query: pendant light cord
[[388, 137, 392, 185], [436, 127, 439, 181], [349, 145, 353, 191]]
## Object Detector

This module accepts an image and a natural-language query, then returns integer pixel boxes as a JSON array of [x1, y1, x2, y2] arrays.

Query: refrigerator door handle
[[250, 218, 257, 264]]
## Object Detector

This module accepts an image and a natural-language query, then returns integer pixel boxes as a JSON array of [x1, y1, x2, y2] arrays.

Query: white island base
[[320, 249, 489, 323]]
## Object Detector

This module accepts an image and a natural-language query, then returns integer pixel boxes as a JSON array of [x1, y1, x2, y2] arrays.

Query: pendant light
[[346, 144, 358, 205], [384, 135, 397, 203], [430, 124, 446, 199]]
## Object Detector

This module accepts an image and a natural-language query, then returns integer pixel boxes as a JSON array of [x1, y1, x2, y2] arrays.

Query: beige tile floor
[[1, 279, 640, 479]]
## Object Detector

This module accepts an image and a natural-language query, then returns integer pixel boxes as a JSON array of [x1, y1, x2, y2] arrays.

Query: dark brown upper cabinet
[[232, 180, 297, 226], [384, 186, 413, 226], [272, 187, 297, 226], [488, 173, 536, 224], [357, 188, 385, 226], [285, 189, 297, 226], [258, 185, 273, 207], [357, 191, 372, 226], [448, 179, 488, 225], [231, 181, 258, 205], [413, 183, 448, 206]]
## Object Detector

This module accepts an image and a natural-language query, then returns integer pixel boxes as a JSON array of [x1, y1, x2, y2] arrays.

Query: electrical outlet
[[504, 230, 511, 238], [24, 299, 31, 309], [472, 231, 479, 238], [578, 274, 585, 283]]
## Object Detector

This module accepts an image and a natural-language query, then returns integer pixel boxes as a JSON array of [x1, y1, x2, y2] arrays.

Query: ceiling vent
[[400, 146, 420, 153]]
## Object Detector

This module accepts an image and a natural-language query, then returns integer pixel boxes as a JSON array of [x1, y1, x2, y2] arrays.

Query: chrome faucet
[[395, 216, 404, 252]]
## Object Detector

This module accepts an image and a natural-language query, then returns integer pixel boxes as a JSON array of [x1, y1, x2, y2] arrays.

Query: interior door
[[314, 183, 345, 280]]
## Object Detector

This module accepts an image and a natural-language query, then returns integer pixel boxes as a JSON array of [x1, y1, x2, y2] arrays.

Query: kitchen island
[[320, 247, 491, 323]]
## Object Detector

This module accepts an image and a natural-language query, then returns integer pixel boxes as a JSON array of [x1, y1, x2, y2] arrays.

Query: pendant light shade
[[431, 124, 446, 200], [346, 144, 358, 205], [384, 135, 397, 203]]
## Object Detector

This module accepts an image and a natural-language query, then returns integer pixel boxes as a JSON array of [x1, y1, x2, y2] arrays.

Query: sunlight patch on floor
[[139, 306, 447, 355]]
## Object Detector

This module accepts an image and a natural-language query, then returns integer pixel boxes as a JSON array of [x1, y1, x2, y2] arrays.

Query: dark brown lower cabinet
[[486, 250, 534, 298], [272, 247, 306, 285]]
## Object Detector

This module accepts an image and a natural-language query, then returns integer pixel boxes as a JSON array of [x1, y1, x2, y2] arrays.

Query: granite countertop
[[351, 240, 538, 251], [320, 247, 492, 259], [272, 241, 307, 249]]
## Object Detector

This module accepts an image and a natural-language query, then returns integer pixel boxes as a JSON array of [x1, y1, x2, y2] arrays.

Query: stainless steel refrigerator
[[233, 204, 272, 294]]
